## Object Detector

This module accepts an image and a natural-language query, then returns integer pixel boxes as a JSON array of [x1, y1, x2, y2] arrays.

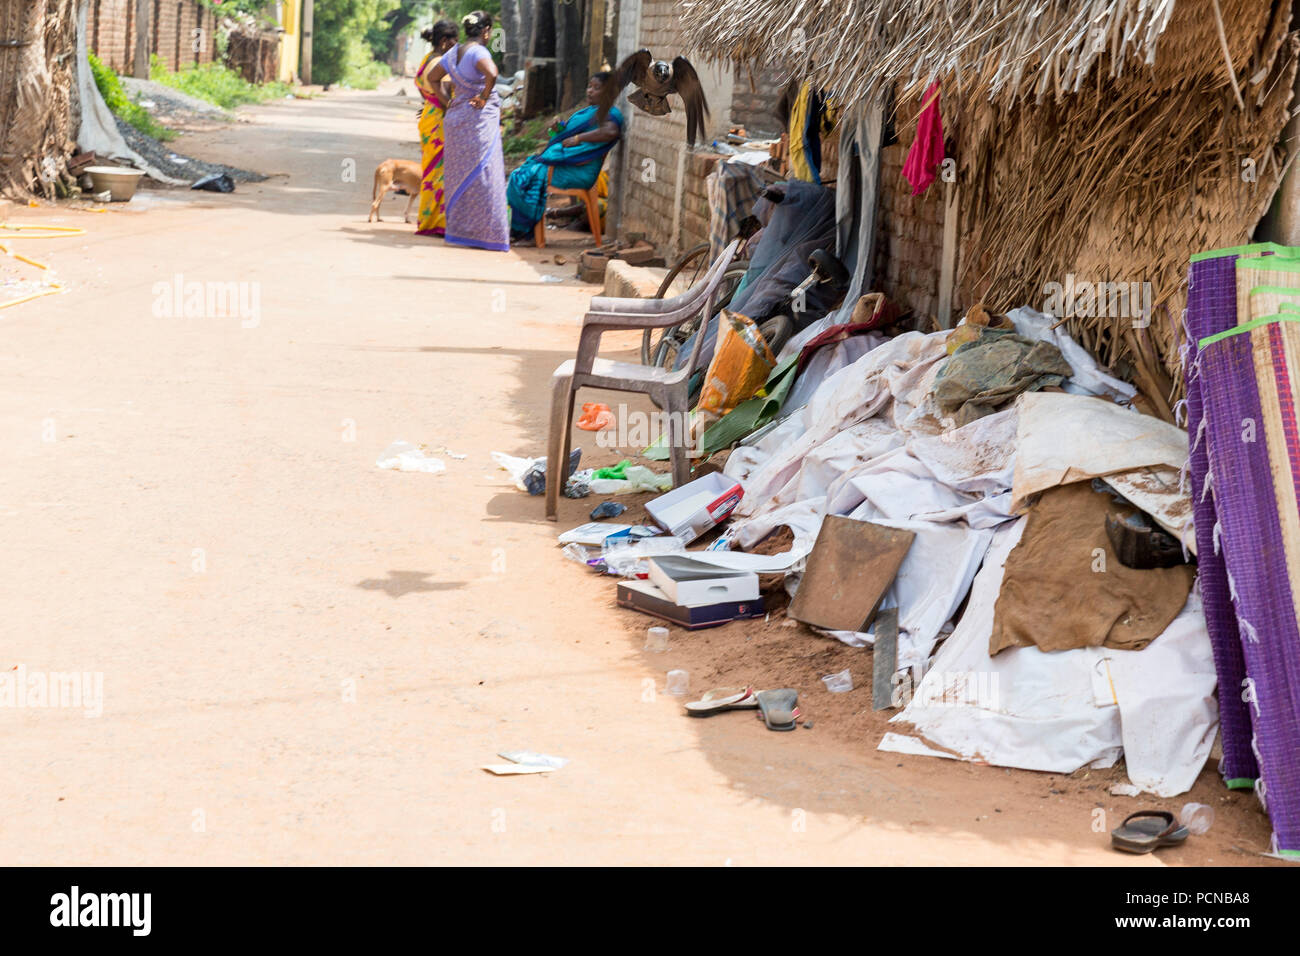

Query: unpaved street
[[0, 87, 1270, 865]]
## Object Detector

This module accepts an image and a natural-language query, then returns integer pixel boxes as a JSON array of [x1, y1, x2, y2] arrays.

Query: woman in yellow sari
[[413, 21, 459, 236]]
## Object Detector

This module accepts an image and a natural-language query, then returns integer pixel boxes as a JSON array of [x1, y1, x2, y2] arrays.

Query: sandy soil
[[0, 82, 1276, 865]]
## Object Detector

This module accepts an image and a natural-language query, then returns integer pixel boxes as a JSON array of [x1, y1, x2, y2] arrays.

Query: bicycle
[[640, 240, 750, 368]]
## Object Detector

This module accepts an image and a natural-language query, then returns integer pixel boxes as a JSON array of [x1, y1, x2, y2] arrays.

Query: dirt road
[[0, 86, 1272, 865]]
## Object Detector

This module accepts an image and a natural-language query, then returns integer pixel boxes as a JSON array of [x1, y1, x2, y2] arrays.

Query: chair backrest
[[680, 239, 741, 376], [657, 239, 741, 317]]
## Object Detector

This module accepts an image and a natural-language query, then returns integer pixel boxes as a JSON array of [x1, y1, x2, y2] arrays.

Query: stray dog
[[369, 159, 422, 223]]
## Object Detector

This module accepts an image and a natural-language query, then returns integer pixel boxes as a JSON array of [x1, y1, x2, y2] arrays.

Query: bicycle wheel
[[642, 242, 711, 365], [651, 266, 749, 370]]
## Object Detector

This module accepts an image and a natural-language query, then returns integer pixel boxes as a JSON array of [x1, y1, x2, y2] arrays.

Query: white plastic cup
[[666, 669, 689, 697], [644, 626, 669, 653], [1181, 802, 1215, 836], [821, 669, 853, 693]]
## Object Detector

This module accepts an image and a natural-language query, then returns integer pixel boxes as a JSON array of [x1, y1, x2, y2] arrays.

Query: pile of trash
[[514, 301, 1219, 802]]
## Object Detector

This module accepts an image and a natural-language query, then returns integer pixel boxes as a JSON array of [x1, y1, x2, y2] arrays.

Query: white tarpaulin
[[880, 519, 1218, 795], [710, 314, 1216, 795], [1011, 391, 1188, 511]]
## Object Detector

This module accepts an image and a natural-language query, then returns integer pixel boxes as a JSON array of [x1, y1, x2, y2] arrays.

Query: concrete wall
[[278, 0, 302, 84], [88, 0, 218, 73]]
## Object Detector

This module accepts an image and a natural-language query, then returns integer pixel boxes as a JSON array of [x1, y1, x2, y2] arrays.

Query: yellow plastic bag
[[696, 310, 777, 424]]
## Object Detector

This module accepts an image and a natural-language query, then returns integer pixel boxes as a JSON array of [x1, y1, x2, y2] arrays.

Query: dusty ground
[[0, 82, 1276, 865]]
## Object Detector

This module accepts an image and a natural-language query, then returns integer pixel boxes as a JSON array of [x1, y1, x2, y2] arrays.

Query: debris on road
[[376, 441, 446, 474]]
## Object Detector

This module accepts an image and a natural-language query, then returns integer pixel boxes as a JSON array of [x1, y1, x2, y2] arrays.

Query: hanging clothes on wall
[[786, 80, 834, 184], [787, 80, 815, 181], [902, 81, 944, 195]]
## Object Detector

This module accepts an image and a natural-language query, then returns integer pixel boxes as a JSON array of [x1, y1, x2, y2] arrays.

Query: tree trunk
[[0, 0, 82, 199]]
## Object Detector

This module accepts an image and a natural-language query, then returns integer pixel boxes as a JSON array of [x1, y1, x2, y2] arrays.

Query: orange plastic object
[[576, 402, 615, 431]]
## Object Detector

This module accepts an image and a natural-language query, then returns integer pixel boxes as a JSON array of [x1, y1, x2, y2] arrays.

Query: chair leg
[[664, 387, 693, 489], [535, 216, 545, 249], [584, 190, 602, 248], [546, 375, 574, 520]]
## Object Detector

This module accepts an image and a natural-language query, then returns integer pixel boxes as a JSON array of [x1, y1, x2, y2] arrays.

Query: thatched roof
[[681, 0, 1277, 105]]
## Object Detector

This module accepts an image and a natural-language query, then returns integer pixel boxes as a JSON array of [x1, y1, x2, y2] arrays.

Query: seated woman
[[507, 72, 623, 241]]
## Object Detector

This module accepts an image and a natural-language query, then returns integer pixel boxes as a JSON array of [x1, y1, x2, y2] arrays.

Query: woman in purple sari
[[423, 11, 509, 252]]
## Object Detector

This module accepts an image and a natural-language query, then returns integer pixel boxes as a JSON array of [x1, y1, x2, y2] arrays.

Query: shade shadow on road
[[357, 570, 467, 598]]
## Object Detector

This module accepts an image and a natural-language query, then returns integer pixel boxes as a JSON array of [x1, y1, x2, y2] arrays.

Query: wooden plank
[[788, 516, 914, 632]]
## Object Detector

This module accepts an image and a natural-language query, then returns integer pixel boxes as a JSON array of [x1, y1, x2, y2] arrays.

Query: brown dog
[[369, 159, 422, 223]]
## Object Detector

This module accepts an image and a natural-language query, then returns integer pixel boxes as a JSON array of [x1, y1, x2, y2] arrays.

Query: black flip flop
[[755, 689, 800, 731], [1110, 810, 1189, 854]]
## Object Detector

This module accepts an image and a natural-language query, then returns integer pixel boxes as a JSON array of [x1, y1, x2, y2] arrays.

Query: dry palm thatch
[[683, 0, 1298, 409], [682, 0, 1273, 104], [0, 0, 81, 199], [956, 30, 1297, 405]]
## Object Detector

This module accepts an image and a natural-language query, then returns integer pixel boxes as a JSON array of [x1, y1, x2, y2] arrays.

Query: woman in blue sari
[[507, 73, 624, 240]]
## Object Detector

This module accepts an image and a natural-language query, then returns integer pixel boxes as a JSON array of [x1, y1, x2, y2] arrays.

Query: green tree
[[366, 1, 436, 63], [313, 0, 399, 86]]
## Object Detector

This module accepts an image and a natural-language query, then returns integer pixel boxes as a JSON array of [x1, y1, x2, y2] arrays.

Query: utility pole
[[133, 0, 150, 79], [300, 0, 314, 85]]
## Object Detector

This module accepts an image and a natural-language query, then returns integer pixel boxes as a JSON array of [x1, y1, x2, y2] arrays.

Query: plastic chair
[[534, 165, 601, 249], [545, 240, 742, 519]]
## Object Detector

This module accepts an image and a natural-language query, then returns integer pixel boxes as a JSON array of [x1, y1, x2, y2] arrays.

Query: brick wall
[[730, 65, 787, 138], [619, 0, 736, 257], [873, 92, 948, 325], [89, 0, 217, 74]]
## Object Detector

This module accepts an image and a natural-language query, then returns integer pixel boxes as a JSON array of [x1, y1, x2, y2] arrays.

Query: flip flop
[[1110, 810, 1190, 854], [755, 689, 800, 731], [684, 686, 758, 717]]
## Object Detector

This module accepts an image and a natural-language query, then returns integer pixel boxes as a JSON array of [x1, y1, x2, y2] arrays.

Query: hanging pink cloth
[[902, 82, 944, 195]]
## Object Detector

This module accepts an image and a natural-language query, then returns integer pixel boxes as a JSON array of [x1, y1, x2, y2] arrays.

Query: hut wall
[[616, 0, 742, 256], [872, 91, 949, 327], [730, 64, 787, 137]]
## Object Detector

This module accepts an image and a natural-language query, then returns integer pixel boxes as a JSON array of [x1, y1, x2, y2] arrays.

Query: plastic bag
[[377, 441, 446, 474], [588, 465, 672, 495], [696, 310, 776, 425], [491, 449, 582, 495]]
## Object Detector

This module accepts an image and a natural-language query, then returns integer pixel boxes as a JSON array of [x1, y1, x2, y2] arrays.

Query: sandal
[[1110, 810, 1189, 854], [755, 689, 800, 731], [684, 686, 758, 717]]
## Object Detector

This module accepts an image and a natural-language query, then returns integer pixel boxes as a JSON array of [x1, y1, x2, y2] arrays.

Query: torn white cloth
[[783, 332, 888, 412], [733, 331, 949, 517]]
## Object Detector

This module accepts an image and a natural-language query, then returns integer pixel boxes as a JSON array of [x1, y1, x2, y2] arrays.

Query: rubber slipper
[[1110, 810, 1189, 854], [684, 686, 758, 716], [755, 689, 800, 731]]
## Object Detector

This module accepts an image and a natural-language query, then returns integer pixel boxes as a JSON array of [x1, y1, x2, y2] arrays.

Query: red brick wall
[[874, 92, 948, 325], [89, 0, 217, 73]]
